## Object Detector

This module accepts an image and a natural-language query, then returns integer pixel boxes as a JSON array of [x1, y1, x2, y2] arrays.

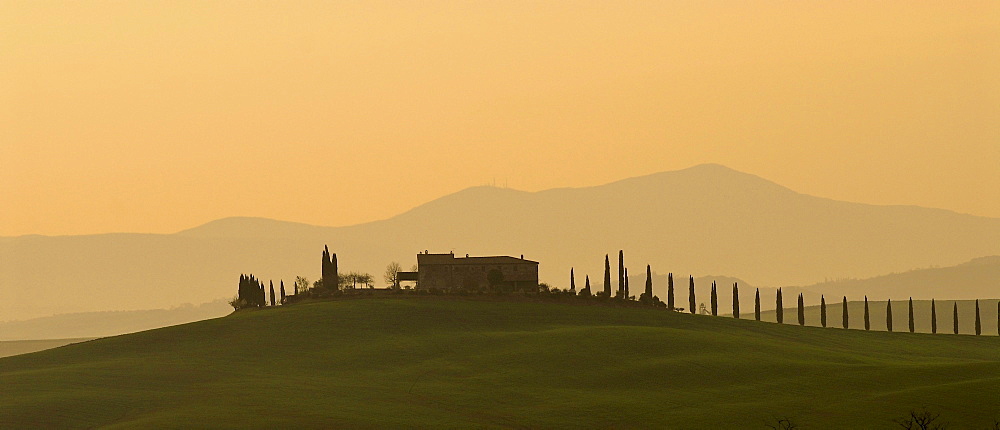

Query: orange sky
[[2, 1, 998, 236]]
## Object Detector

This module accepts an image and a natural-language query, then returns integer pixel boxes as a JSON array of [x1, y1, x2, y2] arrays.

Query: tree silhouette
[[689, 276, 696, 315], [842, 296, 849, 329], [908, 297, 915, 333], [931, 299, 937, 334], [603, 254, 612, 298], [624, 267, 630, 299], [384, 262, 402, 288], [710, 281, 718, 316], [864, 296, 870, 331], [570, 267, 576, 294], [886, 299, 893, 332], [667, 273, 675, 311], [755, 288, 761, 321], [617, 250, 625, 299], [776, 288, 784, 324], [953, 302, 959, 335], [975, 299, 981, 336], [643, 265, 653, 303], [581, 275, 592, 297], [797, 293, 805, 326], [732, 283, 740, 319], [820, 295, 826, 328], [280, 280, 286, 304], [269, 281, 276, 307]]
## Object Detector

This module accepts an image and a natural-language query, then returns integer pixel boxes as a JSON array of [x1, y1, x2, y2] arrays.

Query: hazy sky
[[2, 1, 997, 236]]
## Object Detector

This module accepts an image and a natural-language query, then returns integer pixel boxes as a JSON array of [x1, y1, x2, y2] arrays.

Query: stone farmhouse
[[396, 251, 539, 292]]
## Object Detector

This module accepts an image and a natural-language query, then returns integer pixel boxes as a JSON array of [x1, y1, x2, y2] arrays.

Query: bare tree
[[294, 276, 309, 295], [893, 408, 946, 430], [357, 273, 374, 288], [384, 262, 402, 288], [764, 417, 799, 430]]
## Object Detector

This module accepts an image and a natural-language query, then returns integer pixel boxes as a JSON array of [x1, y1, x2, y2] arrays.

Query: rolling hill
[[3, 164, 1000, 321], [1, 297, 999, 428]]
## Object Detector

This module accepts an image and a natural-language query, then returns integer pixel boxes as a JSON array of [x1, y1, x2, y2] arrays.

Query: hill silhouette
[[2, 164, 999, 320], [2, 297, 999, 428]]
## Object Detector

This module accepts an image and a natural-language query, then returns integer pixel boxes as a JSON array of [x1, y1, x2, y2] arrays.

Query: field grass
[[2, 296, 999, 428]]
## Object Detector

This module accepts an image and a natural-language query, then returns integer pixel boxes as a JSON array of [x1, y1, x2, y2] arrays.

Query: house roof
[[417, 253, 538, 265]]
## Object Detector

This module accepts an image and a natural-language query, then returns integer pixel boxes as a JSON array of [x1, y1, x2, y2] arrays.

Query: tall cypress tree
[[754, 288, 761, 321], [864, 296, 870, 331], [269, 281, 276, 307], [688, 276, 696, 315], [710, 281, 718, 316], [908, 297, 915, 333], [732, 283, 740, 319], [975, 299, 981, 336], [886, 299, 893, 332], [931, 299, 937, 334], [618, 250, 625, 299], [667, 273, 675, 311], [603, 254, 612, 298], [799, 293, 807, 326], [582, 275, 592, 297], [280, 280, 286, 304], [842, 296, 849, 329], [776, 288, 784, 324], [624, 268, 630, 299], [570, 268, 576, 293], [953, 302, 959, 335], [820, 295, 827, 328], [643, 265, 653, 303]]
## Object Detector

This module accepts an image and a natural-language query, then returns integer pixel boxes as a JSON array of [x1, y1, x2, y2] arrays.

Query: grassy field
[[2, 296, 999, 428]]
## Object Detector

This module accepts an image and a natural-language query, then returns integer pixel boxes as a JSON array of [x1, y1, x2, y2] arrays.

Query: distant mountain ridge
[[2, 164, 999, 320]]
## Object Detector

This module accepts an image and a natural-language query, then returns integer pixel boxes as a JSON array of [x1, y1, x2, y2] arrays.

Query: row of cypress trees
[[582, 251, 996, 336], [235, 274, 287, 309]]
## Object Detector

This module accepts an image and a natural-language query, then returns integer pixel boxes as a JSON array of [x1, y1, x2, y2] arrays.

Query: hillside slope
[[2, 298, 999, 428], [4, 164, 1000, 321]]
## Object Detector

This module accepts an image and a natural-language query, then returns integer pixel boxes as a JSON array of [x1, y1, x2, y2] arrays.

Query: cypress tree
[[710, 281, 718, 316], [908, 297, 914, 333], [667, 273, 675, 311], [624, 267, 630, 299], [603, 254, 612, 298], [644, 265, 653, 302], [842, 296, 849, 329], [582, 275, 592, 297], [269, 281, 276, 307], [618, 250, 625, 299], [688, 276, 696, 315], [570, 268, 576, 293], [886, 299, 893, 332], [732, 283, 740, 319], [754, 288, 761, 321], [776, 288, 784, 324], [280, 281, 286, 304], [953, 302, 959, 335], [864, 296, 870, 331], [975, 299, 981, 336], [820, 295, 827, 328], [931, 299, 937, 334], [797, 293, 805, 326]]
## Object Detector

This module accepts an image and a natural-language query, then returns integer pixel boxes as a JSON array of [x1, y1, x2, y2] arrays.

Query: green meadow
[[2, 297, 999, 428]]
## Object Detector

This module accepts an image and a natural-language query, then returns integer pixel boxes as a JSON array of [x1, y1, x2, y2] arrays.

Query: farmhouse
[[397, 252, 539, 292]]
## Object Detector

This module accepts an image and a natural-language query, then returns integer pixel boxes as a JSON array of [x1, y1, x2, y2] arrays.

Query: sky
[[2, 1, 998, 237]]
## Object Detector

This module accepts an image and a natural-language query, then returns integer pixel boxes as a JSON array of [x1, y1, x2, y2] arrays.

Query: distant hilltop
[[2, 164, 999, 321]]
